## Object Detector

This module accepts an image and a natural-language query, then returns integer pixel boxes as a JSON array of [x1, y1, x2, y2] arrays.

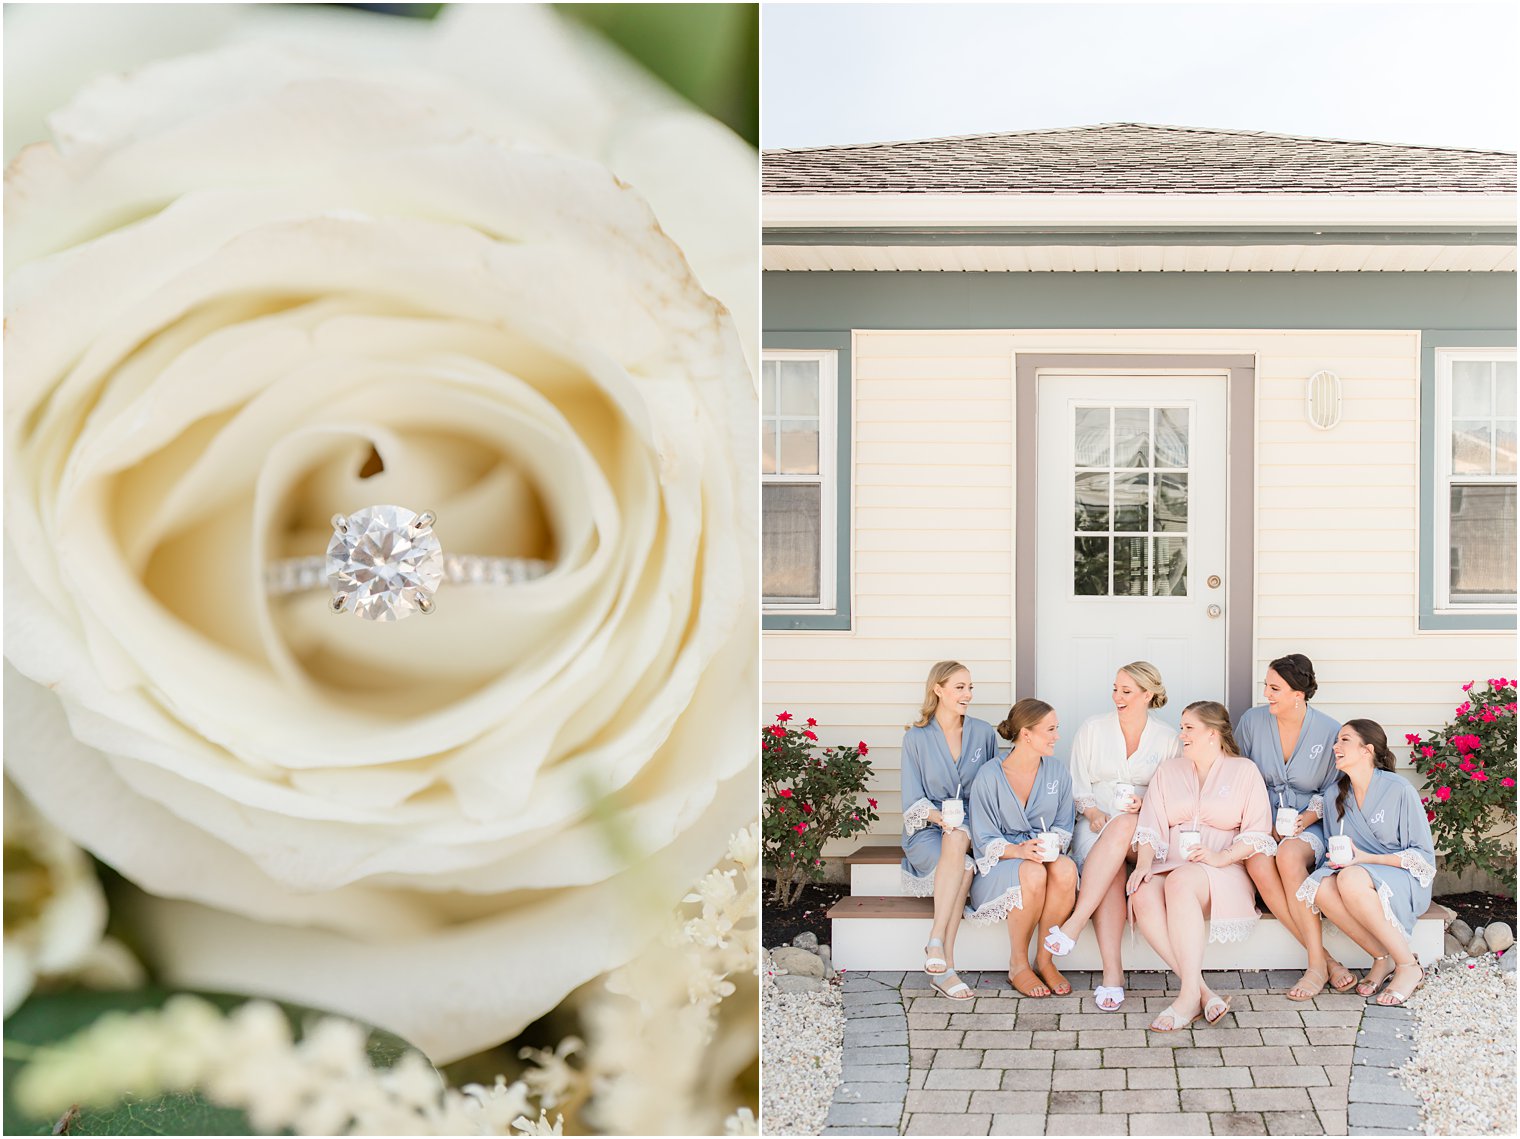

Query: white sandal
[[1042, 924, 1076, 957], [1094, 985, 1125, 1011], [930, 969, 974, 1001], [924, 938, 948, 975]]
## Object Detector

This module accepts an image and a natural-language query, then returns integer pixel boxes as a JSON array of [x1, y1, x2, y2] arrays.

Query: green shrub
[[1406, 677, 1517, 895], [761, 712, 879, 907]]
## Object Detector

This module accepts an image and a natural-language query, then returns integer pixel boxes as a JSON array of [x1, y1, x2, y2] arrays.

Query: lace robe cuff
[[902, 797, 933, 835], [1398, 848, 1436, 888], [1133, 826, 1167, 861], [1306, 794, 1324, 818], [1073, 795, 1098, 813], [1052, 827, 1073, 854], [1236, 831, 1279, 858], [974, 837, 1008, 876]]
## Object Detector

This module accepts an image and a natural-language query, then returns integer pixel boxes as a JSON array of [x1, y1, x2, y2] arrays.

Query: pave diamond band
[[264, 554, 552, 596], [265, 504, 551, 621]]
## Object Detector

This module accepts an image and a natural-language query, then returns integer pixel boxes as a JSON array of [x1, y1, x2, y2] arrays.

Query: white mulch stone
[[760, 948, 844, 1136], [1399, 954, 1516, 1136]]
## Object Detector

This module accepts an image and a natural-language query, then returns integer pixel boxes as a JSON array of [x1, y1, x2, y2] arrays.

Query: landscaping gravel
[[1399, 953, 1517, 1136], [760, 948, 845, 1136]]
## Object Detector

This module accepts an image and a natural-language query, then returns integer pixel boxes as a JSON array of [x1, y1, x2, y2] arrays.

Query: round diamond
[[326, 505, 443, 621]]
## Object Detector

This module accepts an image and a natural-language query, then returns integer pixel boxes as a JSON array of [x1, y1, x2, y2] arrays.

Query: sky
[[761, 2, 1519, 152]]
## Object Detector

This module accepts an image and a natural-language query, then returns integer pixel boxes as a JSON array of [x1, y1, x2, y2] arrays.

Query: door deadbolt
[[1207, 604, 1223, 618], [1207, 575, 1222, 589]]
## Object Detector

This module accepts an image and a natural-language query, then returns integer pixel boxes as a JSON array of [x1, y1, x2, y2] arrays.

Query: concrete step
[[828, 894, 1450, 973]]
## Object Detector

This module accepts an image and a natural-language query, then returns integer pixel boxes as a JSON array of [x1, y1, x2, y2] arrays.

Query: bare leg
[[924, 827, 972, 961], [1310, 874, 1389, 961], [942, 866, 975, 970], [1275, 840, 1333, 997], [1036, 856, 1078, 994], [1059, 814, 1139, 942], [1008, 860, 1050, 996], [1246, 851, 1307, 948], [1162, 865, 1211, 1022], [1130, 877, 1181, 975], [1092, 873, 1129, 993], [1332, 867, 1419, 1000]]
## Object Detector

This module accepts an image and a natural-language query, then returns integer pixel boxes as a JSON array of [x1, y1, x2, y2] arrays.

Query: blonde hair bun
[[1118, 661, 1168, 709]]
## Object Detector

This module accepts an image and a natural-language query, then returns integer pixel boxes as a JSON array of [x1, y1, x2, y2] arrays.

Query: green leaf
[[556, 3, 758, 146], [4, 987, 423, 1136]]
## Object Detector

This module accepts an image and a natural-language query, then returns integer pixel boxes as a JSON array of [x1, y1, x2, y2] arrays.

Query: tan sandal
[[1287, 967, 1328, 1001], [1010, 968, 1051, 998], [1149, 1002, 1199, 1032], [1203, 994, 1232, 1024], [1328, 958, 1359, 993]]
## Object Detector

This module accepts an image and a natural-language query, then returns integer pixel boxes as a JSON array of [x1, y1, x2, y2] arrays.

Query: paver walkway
[[826, 969, 1422, 1137]]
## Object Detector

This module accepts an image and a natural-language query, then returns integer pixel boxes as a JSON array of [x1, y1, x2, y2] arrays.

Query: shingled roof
[[763, 123, 1517, 195]]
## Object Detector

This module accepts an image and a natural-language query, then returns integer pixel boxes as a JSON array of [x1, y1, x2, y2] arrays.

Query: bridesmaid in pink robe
[[1128, 701, 1279, 1031]]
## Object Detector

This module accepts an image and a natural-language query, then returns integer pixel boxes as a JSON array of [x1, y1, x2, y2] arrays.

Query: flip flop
[[1094, 985, 1125, 1012], [1009, 968, 1051, 998], [1377, 963, 1424, 1007], [1203, 994, 1232, 1024], [1149, 1003, 1199, 1032], [1042, 924, 1077, 957], [1286, 967, 1328, 1002], [929, 969, 974, 1001], [924, 938, 948, 975]]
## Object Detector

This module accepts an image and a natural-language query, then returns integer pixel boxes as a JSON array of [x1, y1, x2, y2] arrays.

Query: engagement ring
[[264, 504, 551, 621]]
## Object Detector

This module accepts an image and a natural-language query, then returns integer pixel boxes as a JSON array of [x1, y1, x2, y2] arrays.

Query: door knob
[[1207, 575, 1222, 589]]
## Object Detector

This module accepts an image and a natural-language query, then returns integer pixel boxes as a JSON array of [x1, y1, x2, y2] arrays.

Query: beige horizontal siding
[[763, 327, 1515, 854]]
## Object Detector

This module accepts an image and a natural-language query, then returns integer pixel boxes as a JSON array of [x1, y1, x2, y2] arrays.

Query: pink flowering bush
[[1407, 678, 1517, 894], [762, 712, 879, 907]]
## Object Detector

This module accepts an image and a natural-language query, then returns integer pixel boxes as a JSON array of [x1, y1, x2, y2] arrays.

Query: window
[[1435, 348, 1516, 611], [1072, 404, 1191, 598], [762, 349, 837, 613]]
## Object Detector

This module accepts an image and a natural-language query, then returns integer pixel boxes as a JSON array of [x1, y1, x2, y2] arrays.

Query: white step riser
[[832, 915, 1445, 973], [851, 862, 908, 896]]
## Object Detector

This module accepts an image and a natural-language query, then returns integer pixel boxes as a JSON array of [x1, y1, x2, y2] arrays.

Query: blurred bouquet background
[[3, 3, 759, 1134]]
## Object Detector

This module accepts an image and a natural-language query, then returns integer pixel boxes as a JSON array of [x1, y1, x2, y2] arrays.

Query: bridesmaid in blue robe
[[1295, 719, 1435, 1006], [966, 699, 1077, 998], [899, 661, 999, 999], [1235, 653, 1353, 999]]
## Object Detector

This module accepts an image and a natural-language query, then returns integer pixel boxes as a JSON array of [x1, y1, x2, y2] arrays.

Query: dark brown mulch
[[762, 879, 849, 949], [1434, 890, 1516, 931]]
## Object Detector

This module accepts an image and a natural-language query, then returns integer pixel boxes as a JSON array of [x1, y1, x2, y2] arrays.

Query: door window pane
[[1155, 408, 1189, 467], [1074, 472, 1109, 531], [1155, 474, 1188, 531], [1113, 536, 1150, 596], [1113, 474, 1150, 531], [1153, 537, 1188, 596], [1074, 407, 1110, 466], [1074, 538, 1108, 596], [1114, 407, 1150, 467], [762, 360, 779, 414], [1450, 485, 1517, 600], [763, 484, 822, 601]]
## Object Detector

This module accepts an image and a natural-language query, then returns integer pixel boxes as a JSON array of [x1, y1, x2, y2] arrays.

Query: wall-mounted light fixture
[[1306, 370, 1342, 430]]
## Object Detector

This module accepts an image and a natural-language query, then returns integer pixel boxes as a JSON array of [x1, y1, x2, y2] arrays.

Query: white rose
[[4, 16, 756, 1064], [3, 780, 124, 1016]]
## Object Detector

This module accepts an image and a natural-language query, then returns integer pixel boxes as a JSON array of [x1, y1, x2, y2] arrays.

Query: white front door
[[1036, 374, 1229, 741]]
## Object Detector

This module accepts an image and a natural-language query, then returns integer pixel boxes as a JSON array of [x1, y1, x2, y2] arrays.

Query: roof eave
[[763, 192, 1518, 230]]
